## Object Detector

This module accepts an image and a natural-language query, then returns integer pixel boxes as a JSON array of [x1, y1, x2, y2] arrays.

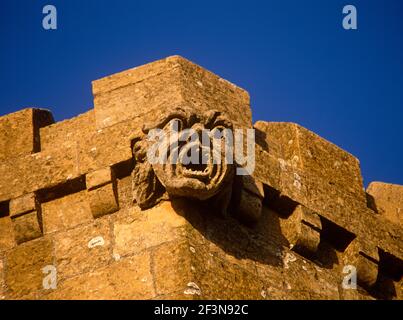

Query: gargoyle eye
[[210, 125, 230, 140], [164, 118, 184, 132]]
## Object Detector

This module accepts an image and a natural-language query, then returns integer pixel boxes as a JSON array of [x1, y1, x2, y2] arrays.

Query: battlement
[[0, 56, 401, 300]]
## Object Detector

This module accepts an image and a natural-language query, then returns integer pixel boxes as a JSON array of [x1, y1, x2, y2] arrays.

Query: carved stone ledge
[[279, 204, 322, 257], [232, 175, 264, 224], [86, 167, 119, 218], [342, 239, 379, 289], [9, 193, 43, 244]]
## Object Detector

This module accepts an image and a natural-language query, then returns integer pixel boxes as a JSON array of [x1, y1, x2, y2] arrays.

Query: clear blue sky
[[1, 0, 402, 187]]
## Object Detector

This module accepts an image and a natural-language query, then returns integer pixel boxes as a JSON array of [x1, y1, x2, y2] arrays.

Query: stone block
[[0, 216, 15, 253], [45, 252, 154, 300], [367, 182, 403, 226], [0, 144, 80, 202], [0, 259, 5, 299], [0, 108, 54, 161], [280, 251, 340, 300], [151, 240, 194, 297], [5, 238, 54, 298], [12, 211, 43, 244], [86, 167, 113, 190], [235, 189, 263, 224], [40, 110, 95, 151], [113, 201, 188, 258], [87, 183, 119, 218], [253, 121, 366, 203], [54, 218, 112, 279], [41, 191, 93, 234], [92, 56, 251, 130], [253, 145, 281, 191], [341, 238, 379, 289], [279, 205, 322, 257], [9, 193, 38, 217]]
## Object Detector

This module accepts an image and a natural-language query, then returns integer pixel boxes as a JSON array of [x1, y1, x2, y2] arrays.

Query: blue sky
[[0, 0, 402, 186]]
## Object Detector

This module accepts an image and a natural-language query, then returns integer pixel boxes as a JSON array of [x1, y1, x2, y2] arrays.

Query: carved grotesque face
[[132, 107, 235, 208]]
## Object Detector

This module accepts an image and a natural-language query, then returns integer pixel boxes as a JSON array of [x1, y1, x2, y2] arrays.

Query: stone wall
[[0, 56, 401, 300]]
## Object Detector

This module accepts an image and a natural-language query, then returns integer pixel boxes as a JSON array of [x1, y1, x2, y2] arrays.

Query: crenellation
[[0, 108, 54, 161], [40, 110, 95, 151]]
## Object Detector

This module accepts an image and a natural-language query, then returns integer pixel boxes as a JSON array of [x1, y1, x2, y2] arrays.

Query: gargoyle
[[131, 106, 263, 223]]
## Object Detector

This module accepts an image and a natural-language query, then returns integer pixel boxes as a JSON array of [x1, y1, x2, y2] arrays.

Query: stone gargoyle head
[[131, 107, 235, 211]]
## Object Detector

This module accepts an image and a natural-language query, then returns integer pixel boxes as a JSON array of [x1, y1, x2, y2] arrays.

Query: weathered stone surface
[[0, 108, 54, 161], [0, 116, 138, 202], [44, 252, 154, 300], [254, 121, 365, 203], [0, 144, 79, 202], [86, 167, 113, 190], [9, 193, 38, 217], [5, 238, 53, 298], [41, 191, 93, 234], [54, 218, 112, 279], [12, 211, 43, 244], [341, 238, 379, 288], [367, 182, 402, 226], [279, 205, 322, 256], [113, 201, 188, 258], [254, 120, 403, 265], [194, 252, 264, 300], [0, 216, 15, 253], [254, 145, 281, 191], [234, 188, 263, 224], [152, 240, 194, 297], [339, 286, 375, 300], [40, 110, 95, 151], [92, 55, 251, 130], [88, 183, 119, 218], [0, 258, 5, 299]]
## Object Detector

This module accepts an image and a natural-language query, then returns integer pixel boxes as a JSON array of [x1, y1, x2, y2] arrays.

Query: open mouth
[[179, 143, 212, 178]]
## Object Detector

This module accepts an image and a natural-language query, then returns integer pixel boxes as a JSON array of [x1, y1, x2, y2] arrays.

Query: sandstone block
[[92, 55, 251, 130], [254, 121, 366, 203], [367, 182, 403, 226], [151, 240, 196, 297], [45, 252, 154, 300], [40, 110, 95, 151], [87, 183, 119, 218], [279, 250, 340, 300], [86, 167, 113, 190], [0, 259, 5, 299], [12, 211, 43, 244], [254, 145, 281, 191], [0, 108, 54, 161], [341, 239, 379, 289], [0, 216, 15, 253], [41, 191, 93, 234], [113, 201, 188, 258], [235, 189, 263, 224], [232, 175, 264, 224], [279, 205, 322, 257], [0, 144, 80, 202], [9, 193, 38, 217], [54, 218, 112, 279], [5, 238, 54, 298]]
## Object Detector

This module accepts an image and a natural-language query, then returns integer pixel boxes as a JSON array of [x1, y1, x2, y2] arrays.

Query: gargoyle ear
[[132, 161, 164, 209], [131, 136, 165, 210]]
